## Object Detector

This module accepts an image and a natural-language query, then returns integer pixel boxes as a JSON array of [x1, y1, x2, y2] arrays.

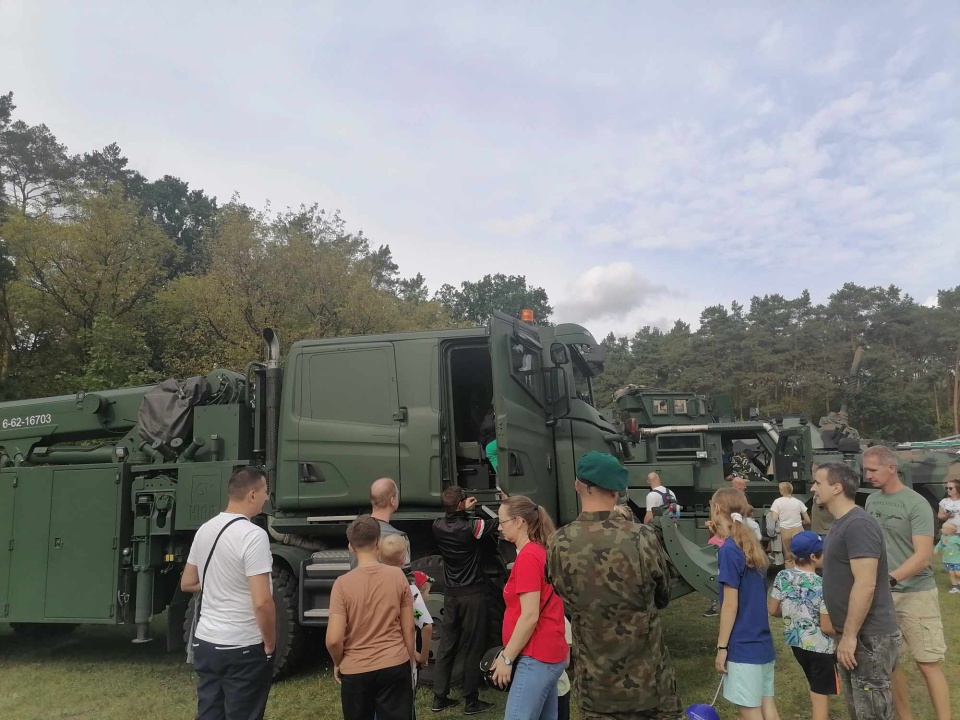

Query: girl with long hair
[[491, 495, 568, 720], [712, 488, 779, 720]]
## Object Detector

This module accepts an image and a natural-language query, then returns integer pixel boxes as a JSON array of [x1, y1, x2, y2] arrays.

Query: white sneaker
[[949, 586, 960, 594]]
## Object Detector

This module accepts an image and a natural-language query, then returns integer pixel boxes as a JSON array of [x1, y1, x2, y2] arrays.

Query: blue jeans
[[504, 655, 566, 720]]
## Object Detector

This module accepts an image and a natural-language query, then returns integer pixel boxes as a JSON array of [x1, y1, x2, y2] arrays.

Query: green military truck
[[2, 312, 702, 677]]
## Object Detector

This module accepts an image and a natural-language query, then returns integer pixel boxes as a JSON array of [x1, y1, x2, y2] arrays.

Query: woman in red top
[[492, 495, 568, 720]]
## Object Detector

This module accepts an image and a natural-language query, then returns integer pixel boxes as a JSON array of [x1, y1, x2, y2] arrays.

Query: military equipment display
[[7, 319, 950, 677], [613, 345, 960, 598], [1, 312, 670, 676]]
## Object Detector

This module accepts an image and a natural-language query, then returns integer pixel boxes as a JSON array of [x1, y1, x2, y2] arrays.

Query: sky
[[2, 1, 958, 338]]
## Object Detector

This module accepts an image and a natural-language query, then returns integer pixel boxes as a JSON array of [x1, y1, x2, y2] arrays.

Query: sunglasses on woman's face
[[947, 486, 959, 493]]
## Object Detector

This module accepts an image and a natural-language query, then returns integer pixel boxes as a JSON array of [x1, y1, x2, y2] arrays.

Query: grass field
[[1, 571, 958, 720]]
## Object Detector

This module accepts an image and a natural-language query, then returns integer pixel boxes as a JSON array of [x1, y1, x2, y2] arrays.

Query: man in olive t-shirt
[[864, 446, 950, 720]]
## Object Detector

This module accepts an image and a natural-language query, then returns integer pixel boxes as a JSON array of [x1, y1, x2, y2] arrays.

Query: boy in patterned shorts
[[768, 531, 839, 720]]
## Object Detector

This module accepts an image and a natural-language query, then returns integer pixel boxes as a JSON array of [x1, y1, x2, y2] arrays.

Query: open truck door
[[489, 313, 558, 515]]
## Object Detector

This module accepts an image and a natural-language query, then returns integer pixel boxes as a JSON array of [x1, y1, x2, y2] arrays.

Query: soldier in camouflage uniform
[[546, 451, 684, 720]]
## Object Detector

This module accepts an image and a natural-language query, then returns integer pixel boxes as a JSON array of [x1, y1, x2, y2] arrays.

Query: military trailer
[[1, 312, 708, 677]]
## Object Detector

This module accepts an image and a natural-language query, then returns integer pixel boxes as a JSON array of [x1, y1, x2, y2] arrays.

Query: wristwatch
[[501, 654, 513, 666], [889, 575, 898, 588]]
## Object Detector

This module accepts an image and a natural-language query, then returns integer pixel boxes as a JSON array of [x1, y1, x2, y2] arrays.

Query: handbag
[[481, 587, 556, 691], [185, 516, 247, 664]]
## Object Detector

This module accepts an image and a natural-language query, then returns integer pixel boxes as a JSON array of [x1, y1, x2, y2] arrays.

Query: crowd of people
[[180, 446, 955, 720]]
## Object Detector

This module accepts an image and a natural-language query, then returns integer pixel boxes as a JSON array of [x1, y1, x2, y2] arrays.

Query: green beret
[[576, 451, 627, 492]]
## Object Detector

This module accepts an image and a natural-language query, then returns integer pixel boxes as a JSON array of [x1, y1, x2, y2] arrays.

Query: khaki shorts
[[892, 589, 946, 663]]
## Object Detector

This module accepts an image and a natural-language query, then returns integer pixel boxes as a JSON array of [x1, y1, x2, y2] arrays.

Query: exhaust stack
[[261, 329, 282, 492]]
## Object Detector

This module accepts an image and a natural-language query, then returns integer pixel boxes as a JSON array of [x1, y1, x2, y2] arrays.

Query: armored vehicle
[[614, 345, 960, 584]]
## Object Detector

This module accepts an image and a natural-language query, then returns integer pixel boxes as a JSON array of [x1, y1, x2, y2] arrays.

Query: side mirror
[[550, 343, 568, 365], [547, 366, 571, 422]]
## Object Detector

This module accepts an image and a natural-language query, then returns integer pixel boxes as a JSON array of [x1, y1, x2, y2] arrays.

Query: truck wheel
[[271, 562, 306, 679], [411, 554, 445, 593], [181, 562, 307, 679]]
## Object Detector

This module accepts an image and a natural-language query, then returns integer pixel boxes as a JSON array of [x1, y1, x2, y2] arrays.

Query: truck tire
[[411, 554, 445, 593], [181, 561, 307, 679], [410, 555, 503, 689], [270, 562, 306, 679], [411, 555, 457, 687]]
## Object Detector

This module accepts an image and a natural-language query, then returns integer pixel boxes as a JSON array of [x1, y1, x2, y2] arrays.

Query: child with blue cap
[[768, 531, 838, 720]]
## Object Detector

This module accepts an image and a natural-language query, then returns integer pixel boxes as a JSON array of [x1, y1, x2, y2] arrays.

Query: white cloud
[[554, 263, 666, 326], [702, 60, 734, 94], [810, 25, 859, 75], [760, 21, 784, 52], [3, 0, 956, 338]]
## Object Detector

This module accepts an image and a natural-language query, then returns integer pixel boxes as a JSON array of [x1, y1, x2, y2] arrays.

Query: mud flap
[[655, 516, 720, 601], [166, 591, 189, 653]]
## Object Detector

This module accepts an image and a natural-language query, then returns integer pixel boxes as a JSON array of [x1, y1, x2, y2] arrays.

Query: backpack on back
[[653, 487, 681, 522]]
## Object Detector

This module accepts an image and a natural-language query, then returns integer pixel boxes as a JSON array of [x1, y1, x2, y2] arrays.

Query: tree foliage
[[597, 283, 960, 442], [0, 120, 77, 216], [435, 273, 552, 325], [0, 89, 956, 445]]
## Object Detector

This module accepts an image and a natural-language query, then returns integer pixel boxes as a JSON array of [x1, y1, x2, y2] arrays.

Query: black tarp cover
[[138, 376, 212, 445]]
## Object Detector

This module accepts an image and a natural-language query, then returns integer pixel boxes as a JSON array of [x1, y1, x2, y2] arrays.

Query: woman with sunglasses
[[938, 480, 960, 526], [491, 495, 568, 720]]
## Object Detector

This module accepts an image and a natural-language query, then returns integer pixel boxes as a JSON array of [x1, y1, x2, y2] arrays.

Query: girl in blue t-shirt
[[712, 487, 780, 720]]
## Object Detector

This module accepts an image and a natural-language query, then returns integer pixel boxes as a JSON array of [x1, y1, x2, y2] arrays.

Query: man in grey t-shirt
[[348, 478, 414, 582], [814, 463, 899, 720]]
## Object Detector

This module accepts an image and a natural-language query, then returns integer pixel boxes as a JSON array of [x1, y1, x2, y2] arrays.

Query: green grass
[[1, 571, 958, 720]]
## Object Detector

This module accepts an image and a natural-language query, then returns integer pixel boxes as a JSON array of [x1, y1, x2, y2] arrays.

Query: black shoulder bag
[[481, 587, 556, 692], [185, 516, 247, 664]]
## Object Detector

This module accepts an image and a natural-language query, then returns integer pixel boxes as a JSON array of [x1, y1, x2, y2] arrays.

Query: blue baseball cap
[[685, 704, 720, 720], [791, 531, 824, 559]]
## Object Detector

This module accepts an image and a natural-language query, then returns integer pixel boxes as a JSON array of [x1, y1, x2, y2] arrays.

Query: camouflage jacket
[[546, 511, 682, 715]]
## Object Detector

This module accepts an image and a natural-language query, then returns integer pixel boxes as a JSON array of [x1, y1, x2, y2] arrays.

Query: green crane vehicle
[[0, 312, 714, 677]]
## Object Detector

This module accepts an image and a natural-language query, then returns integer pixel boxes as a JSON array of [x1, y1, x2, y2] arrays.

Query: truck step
[[305, 563, 351, 573], [302, 609, 330, 619]]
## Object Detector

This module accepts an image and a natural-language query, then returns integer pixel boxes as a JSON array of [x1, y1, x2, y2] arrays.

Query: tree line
[[0, 91, 549, 401], [2, 90, 956, 443], [595, 285, 960, 442]]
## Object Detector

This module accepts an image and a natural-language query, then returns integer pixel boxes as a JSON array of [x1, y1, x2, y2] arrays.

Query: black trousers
[[194, 638, 272, 720], [340, 660, 413, 720], [433, 590, 487, 701]]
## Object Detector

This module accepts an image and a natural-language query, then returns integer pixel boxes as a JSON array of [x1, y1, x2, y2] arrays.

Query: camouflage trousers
[[836, 632, 900, 720], [580, 709, 684, 720]]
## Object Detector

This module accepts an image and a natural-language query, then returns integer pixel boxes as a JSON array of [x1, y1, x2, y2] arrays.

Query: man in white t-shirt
[[643, 472, 679, 524], [769, 481, 811, 569], [182, 467, 276, 720]]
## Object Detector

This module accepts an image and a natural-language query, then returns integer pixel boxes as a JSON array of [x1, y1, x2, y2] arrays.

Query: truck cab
[[271, 313, 620, 649], [270, 313, 612, 531]]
